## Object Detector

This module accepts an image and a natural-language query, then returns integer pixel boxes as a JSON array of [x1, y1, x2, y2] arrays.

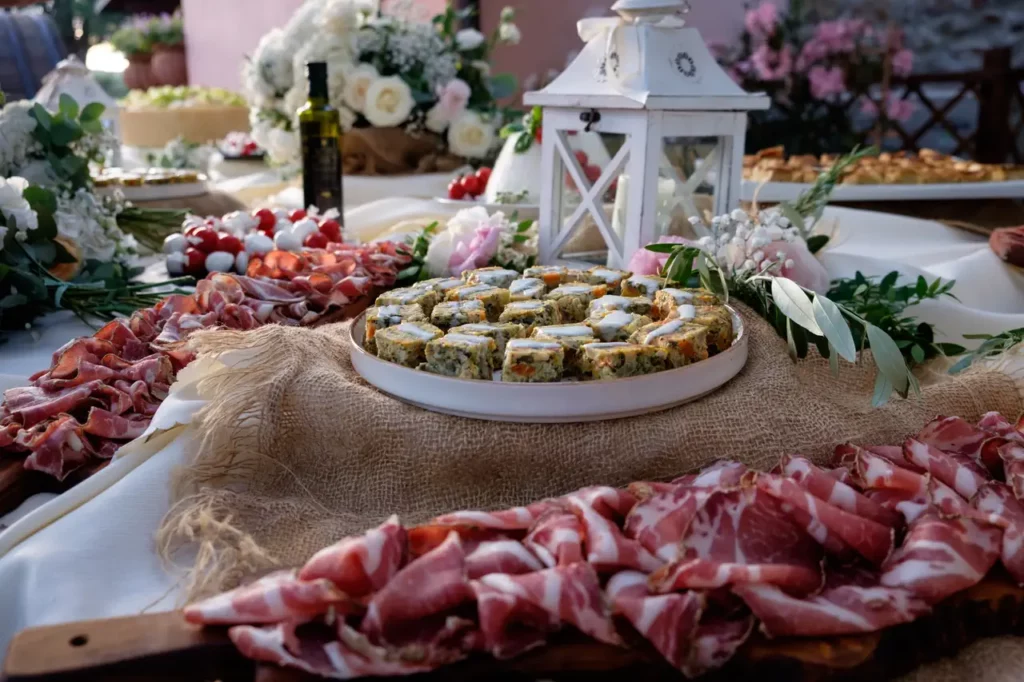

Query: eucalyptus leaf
[[31, 104, 52, 131], [786, 318, 798, 361], [58, 93, 79, 119], [53, 283, 69, 308], [829, 343, 840, 376], [947, 355, 974, 375], [865, 323, 910, 395], [771, 277, 823, 336], [805, 234, 829, 254], [778, 203, 806, 233], [645, 243, 679, 253], [871, 372, 893, 407], [812, 295, 856, 362], [80, 102, 105, 122], [910, 344, 926, 365], [0, 294, 28, 309]]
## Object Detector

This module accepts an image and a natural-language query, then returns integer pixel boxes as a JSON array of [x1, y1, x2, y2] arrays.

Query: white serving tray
[[97, 178, 209, 202], [349, 307, 747, 423], [742, 179, 1024, 203]]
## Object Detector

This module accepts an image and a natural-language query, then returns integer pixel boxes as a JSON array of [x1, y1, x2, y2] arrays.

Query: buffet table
[[0, 203, 1022, 666]]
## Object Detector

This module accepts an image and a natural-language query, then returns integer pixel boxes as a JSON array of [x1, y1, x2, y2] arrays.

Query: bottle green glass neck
[[306, 94, 329, 108]]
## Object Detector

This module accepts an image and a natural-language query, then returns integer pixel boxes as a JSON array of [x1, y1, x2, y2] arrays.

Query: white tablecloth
[[0, 203, 1022, 662]]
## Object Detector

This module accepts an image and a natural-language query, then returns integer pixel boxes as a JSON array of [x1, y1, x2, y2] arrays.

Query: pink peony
[[628, 235, 689, 276], [744, 2, 779, 40], [891, 49, 914, 77], [861, 97, 915, 123], [767, 240, 831, 293], [448, 223, 504, 276], [809, 19, 866, 56], [751, 44, 793, 81], [808, 65, 847, 100], [436, 79, 471, 119]]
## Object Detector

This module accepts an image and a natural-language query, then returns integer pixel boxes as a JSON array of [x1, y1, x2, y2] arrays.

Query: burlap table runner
[[158, 303, 1022, 600]]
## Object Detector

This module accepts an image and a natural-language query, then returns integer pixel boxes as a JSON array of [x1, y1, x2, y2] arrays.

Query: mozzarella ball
[[274, 230, 302, 252], [244, 232, 274, 256], [204, 250, 235, 273], [235, 251, 250, 273], [162, 233, 187, 254], [165, 252, 187, 275], [290, 218, 319, 242]]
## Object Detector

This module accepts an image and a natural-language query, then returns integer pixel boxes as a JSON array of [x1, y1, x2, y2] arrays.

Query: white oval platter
[[349, 307, 748, 423]]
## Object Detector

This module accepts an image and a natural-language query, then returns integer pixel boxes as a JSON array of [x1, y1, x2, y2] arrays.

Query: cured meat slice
[[471, 580, 560, 659], [522, 511, 584, 568], [299, 515, 406, 596], [19, 415, 90, 479], [780, 455, 902, 529], [476, 563, 620, 645], [650, 486, 823, 595], [880, 512, 1001, 603], [999, 442, 1024, 501], [9, 381, 102, 427], [683, 614, 755, 679], [734, 565, 929, 637], [465, 540, 544, 579], [624, 484, 716, 563], [974, 482, 1024, 584], [605, 570, 704, 670], [755, 473, 894, 566], [361, 532, 472, 644], [431, 501, 554, 531], [563, 487, 661, 572], [671, 461, 747, 489], [918, 416, 991, 457], [183, 570, 357, 624], [407, 524, 504, 558], [233, 275, 306, 303], [81, 408, 150, 441], [903, 438, 989, 499]]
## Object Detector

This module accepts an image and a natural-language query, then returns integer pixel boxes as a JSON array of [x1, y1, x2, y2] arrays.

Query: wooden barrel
[[0, 11, 67, 102]]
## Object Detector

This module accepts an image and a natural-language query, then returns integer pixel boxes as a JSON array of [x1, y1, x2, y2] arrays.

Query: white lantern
[[523, 0, 769, 268], [33, 56, 122, 165]]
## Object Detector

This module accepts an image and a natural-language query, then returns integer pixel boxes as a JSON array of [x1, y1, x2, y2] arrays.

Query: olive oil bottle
[[298, 61, 343, 216]]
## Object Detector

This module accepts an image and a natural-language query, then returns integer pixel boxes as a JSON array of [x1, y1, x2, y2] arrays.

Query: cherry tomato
[[187, 227, 219, 253], [183, 247, 207, 275], [304, 232, 329, 249], [534, 127, 542, 144], [216, 232, 244, 255], [475, 167, 492, 186], [289, 209, 307, 222], [584, 164, 602, 184], [447, 178, 467, 200], [460, 175, 482, 198], [183, 225, 202, 238], [253, 208, 276, 231], [574, 150, 589, 167], [319, 219, 343, 243]]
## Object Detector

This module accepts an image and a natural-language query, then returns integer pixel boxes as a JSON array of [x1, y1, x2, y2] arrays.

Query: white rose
[[425, 206, 490, 277], [265, 127, 301, 166], [455, 28, 486, 51], [342, 64, 380, 113], [0, 176, 37, 233], [363, 76, 415, 128], [447, 111, 496, 159], [499, 23, 522, 45]]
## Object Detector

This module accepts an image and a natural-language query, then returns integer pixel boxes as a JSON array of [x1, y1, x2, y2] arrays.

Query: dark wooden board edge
[[7, 573, 1024, 682]]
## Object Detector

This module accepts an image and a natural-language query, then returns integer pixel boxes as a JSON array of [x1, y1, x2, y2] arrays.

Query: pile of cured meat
[[0, 244, 409, 480], [185, 412, 1024, 679]]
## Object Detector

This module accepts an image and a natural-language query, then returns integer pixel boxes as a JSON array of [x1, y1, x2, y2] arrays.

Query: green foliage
[[781, 146, 877, 232], [395, 222, 440, 283], [29, 96, 107, 192], [948, 329, 1024, 375], [500, 106, 542, 153]]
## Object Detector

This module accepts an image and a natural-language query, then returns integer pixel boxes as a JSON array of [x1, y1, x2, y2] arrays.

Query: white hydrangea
[[0, 100, 40, 176], [246, 29, 295, 100], [56, 188, 136, 262], [0, 176, 37, 238]]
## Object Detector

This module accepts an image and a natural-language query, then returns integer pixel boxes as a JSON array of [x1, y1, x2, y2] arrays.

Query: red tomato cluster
[[447, 167, 492, 201]]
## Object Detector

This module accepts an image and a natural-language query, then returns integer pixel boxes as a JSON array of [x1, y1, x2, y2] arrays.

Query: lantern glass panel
[[656, 135, 724, 233]]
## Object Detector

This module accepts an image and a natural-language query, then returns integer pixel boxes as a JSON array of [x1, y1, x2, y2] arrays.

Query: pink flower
[[861, 97, 915, 123], [436, 79, 471, 119], [796, 39, 829, 71], [448, 222, 504, 276], [751, 44, 793, 81], [628, 236, 689, 276], [744, 2, 779, 40], [808, 65, 846, 100], [891, 49, 913, 77], [768, 240, 830, 293], [810, 19, 865, 56]]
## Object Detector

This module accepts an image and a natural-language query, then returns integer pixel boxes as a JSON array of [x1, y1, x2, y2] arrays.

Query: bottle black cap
[[307, 61, 328, 99]]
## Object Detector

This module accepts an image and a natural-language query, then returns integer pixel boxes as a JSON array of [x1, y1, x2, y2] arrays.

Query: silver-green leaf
[[828, 342, 840, 376], [871, 371, 893, 407], [812, 295, 857, 362], [771, 277, 823, 336], [786, 318, 798, 361], [866, 323, 910, 395]]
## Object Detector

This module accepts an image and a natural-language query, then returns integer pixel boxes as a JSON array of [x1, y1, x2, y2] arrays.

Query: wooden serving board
[[5, 572, 1024, 682]]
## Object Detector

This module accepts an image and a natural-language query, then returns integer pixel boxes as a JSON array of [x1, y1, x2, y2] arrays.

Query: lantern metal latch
[[580, 109, 601, 132]]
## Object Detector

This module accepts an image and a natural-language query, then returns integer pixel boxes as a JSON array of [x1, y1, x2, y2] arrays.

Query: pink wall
[[183, 0, 753, 92]]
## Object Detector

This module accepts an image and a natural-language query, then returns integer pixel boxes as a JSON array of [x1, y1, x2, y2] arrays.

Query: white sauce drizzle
[[676, 304, 697, 320], [627, 276, 662, 292], [507, 301, 545, 311], [662, 288, 695, 303], [456, 284, 497, 298], [445, 333, 492, 346], [396, 323, 438, 340], [535, 325, 594, 338], [508, 339, 562, 350], [643, 319, 685, 343]]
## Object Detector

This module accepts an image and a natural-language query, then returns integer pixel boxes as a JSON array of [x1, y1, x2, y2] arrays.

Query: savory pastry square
[[688, 305, 734, 354], [652, 288, 720, 320], [589, 294, 654, 318], [630, 319, 709, 368], [364, 304, 426, 354], [413, 277, 466, 295], [446, 284, 511, 322], [498, 300, 562, 333], [532, 323, 597, 375], [544, 284, 608, 323], [501, 338, 565, 383], [448, 322, 525, 366], [588, 309, 654, 342], [374, 322, 444, 368], [581, 342, 668, 380], [586, 266, 632, 294], [509, 277, 547, 301], [463, 267, 521, 289], [424, 333, 496, 380], [376, 287, 441, 318], [621, 275, 667, 298], [523, 265, 569, 290], [430, 300, 488, 330]]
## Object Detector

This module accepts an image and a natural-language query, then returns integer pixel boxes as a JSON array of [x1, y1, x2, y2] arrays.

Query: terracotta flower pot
[[151, 44, 188, 86], [124, 53, 154, 91]]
